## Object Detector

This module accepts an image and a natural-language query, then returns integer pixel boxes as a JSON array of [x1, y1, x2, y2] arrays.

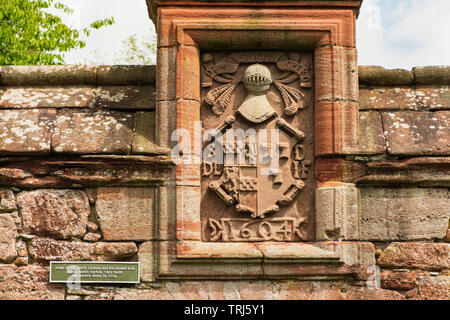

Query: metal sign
[[50, 261, 140, 284]]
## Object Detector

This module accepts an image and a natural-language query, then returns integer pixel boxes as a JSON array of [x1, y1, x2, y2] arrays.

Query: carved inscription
[[201, 51, 314, 242], [208, 217, 308, 242]]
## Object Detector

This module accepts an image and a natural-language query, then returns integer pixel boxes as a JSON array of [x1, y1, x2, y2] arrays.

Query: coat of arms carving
[[200, 51, 314, 242]]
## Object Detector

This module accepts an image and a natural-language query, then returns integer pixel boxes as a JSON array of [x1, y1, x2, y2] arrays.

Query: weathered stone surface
[[132, 111, 155, 154], [0, 188, 16, 212], [359, 87, 417, 110], [415, 86, 450, 110], [316, 159, 364, 187], [52, 111, 133, 154], [72, 287, 116, 300], [138, 241, 154, 282], [378, 243, 450, 270], [0, 214, 17, 262], [94, 86, 156, 109], [0, 265, 64, 300], [97, 65, 156, 85], [87, 221, 99, 232], [357, 112, 386, 154], [0, 109, 55, 154], [360, 188, 449, 241], [28, 237, 138, 261], [381, 111, 450, 155], [156, 47, 176, 101], [0, 158, 173, 188], [96, 188, 155, 241], [381, 271, 419, 291], [357, 157, 450, 187], [0, 65, 96, 86], [131, 111, 169, 155], [414, 66, 450, 85], [359, 66, 414, 86], [114, 281, 346, 300], [345, 287, 405, 300], [315, 45, 358, 102], [408, 276, 450, 300], [18, 189, 90, 239], [316, 184, 360, 241], [0, 87, 95, 108], [83, 233, 101, 242]]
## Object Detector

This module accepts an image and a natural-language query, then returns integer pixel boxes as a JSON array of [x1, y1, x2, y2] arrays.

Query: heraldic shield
[[200, 52, 314, 242]]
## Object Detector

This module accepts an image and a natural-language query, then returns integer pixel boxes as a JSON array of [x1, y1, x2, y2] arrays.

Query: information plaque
[[50, 261, 140, 284]]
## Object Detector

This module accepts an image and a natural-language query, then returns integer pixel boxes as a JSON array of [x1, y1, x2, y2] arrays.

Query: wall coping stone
[[359, 65, 450, 86], [2, 65, 449, 87], [0, 65, 156, 86]]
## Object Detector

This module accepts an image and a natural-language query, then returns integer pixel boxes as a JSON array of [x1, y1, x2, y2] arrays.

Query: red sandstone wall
[[0, 65, 448, 300]]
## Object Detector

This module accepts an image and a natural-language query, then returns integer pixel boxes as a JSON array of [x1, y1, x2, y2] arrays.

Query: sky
[[57, 0, 450, 69]]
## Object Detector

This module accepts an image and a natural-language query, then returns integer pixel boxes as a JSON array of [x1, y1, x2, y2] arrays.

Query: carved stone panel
[[200, 51, 314, 242]]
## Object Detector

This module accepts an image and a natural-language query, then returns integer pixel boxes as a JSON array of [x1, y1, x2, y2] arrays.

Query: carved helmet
[[243, 64, 273, 94]]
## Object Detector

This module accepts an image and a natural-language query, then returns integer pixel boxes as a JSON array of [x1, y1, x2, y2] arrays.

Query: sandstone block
[[0, 265, 64, 300], [52, 111, 133, 154], [381, 271, 419, 291], [409, 276, 450, 300], [0, 188, 16, 212], [357, 111, 386, 154], [381, 111, 450, 155], [378, 243, 450, 270], [18, 189, 90, 239], [315, 45, 358, 102], [0, 214, 17, 262], [360, 188, 449, 241], [415, 86, 450, 110], [131, 111, 160, 154], [156, 47, 177, 101], [28, 237, 138, 261], [0, 65, 96, 86], [359, 66, 414, 86], [96, 188, 155, 241], [87, 222, 99, 232], [345, 287, 405, 300], [94, 86, 156, 109], [316, 184, 360, 241], [414, 66, 450, 85], [97, 65, 156, 85], [176, 45, 200, 102], [138, 241, 154, 282], [0, 87, 95, 108], [0, 109, 55, 154], [114, 281, 346, 300], [83, 233, 101, 242], [359, 87, 417, 110]]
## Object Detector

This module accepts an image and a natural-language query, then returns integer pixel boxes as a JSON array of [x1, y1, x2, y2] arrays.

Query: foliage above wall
[[0, 0, 114, 65]]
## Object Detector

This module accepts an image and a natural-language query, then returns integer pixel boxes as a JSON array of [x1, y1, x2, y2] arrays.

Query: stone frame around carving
[[155, 5, 365, 279]]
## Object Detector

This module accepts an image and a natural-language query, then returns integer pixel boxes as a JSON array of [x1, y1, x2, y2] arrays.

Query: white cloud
[[357, 0, 450, 69]]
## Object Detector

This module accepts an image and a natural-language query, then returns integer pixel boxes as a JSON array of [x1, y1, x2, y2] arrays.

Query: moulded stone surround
[[155, 0, 364, 280]]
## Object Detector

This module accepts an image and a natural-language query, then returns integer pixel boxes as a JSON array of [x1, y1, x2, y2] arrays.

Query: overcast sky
[[59, 0, 450, 69]]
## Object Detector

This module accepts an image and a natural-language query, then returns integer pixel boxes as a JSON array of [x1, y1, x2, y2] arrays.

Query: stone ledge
[[414, 66, 450, 86], [359, 65, 450, 86], [2, 65, 448, 87], [0, 65, 156, 86], [0, 157, 174, 188], [359, 66, 414, 86]]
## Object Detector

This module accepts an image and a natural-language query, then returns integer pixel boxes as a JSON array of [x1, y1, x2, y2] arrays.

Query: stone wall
[[0, 65, 448, 300]]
